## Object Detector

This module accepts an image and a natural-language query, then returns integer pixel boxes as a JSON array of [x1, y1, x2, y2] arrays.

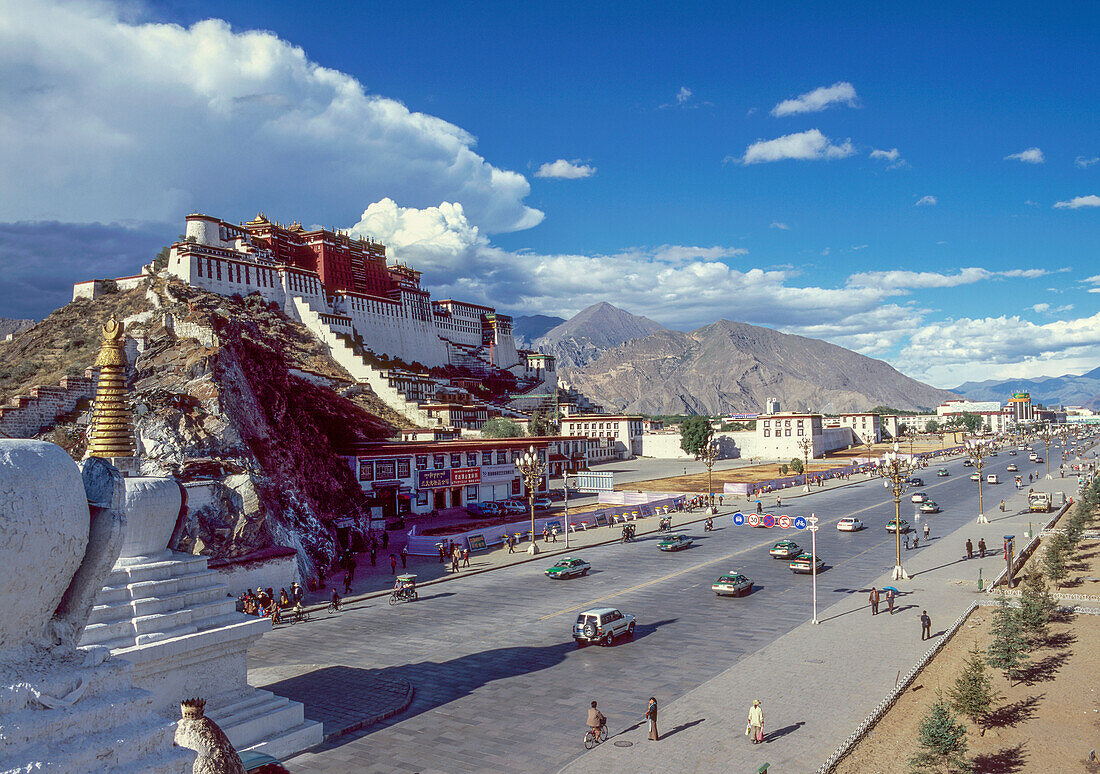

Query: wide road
[[253, 446, 1056, 774]]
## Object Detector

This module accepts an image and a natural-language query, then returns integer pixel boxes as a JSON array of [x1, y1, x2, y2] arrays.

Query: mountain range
[[953, 368, 1100, 411], [533, 302, 955, 414], [511, 314, 565, 349], [0, 317, 34, 338]]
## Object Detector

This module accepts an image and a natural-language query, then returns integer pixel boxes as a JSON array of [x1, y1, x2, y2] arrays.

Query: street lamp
[[797, 437, 813, 492], [1036, 422, 1054, 480], [965, 437, 992, 524], [515, 445, 546, 554], [876, 442, 913, 580], [696, 440, 719, 513]]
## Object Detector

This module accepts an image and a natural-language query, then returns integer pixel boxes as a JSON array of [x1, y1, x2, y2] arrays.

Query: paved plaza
[[250, 442, 1088, 773]]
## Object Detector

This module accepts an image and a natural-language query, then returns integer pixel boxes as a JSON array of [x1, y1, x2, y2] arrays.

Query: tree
[[1018, 572, 1058, 645], [926, 419, 941, 434], [779, 464, 788, 476], [790, 457, 804, 474], [679, 415, 713, 456], [908, 695, 970, 774], [528, 409, 558, 437], [947, 645, 1000, 735], [1041, 532, 1070, 588], [481, 417, 524, 438], [958, 412, 983, 434], [1064, 506, 1086, 550], [986, 594, 1029, 684]]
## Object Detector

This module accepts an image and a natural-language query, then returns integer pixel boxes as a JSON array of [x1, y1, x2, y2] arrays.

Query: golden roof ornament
[[85, 318, 136, 460]]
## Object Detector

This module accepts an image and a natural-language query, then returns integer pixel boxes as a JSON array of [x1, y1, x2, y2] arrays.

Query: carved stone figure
[[174, 698, 247, 774]]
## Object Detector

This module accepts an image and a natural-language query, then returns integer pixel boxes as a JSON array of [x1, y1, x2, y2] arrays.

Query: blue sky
[[1, 0, 1099, 388]]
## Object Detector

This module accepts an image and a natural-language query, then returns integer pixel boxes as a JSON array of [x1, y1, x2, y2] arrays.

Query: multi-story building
[[756, 413, 825, 458], [1005, 392, 1035, 424], [826, 413, 883, 444], [559, 415, 645, 459]]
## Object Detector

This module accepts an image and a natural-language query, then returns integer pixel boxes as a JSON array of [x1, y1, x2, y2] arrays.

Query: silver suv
[[573, 607, 636, 647]]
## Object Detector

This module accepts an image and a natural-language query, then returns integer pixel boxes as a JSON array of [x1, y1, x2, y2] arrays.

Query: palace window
[[466, 485, 478, 500], [466, 452, 478, 467], [497, 451, 506, 464], [358, 460, 373, 481], [434, 454, 445, 469], [482, 451, 492, 465], [397, 459, 411, 478], [416, 455, 427, 471], [450, 453, 461, 468]]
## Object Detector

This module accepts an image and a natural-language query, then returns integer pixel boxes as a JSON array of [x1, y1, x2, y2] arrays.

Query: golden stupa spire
[[86, 318, 135, 460]]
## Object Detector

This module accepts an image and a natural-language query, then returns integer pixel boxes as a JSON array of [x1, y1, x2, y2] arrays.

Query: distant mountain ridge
[[953, 367, 1100, 410], [512, 314, 565, 349], [549, 305, 955, 414], [0, 318, 34, 338], [534, 302, 667, 368]]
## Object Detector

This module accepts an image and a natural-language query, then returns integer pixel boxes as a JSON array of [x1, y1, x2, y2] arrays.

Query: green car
[[658, 534, 694, 551], [712, 571, 754, 597], [919, 501, 941, 514], [789, 552, 824, 574], [545, 557, 591, 578], [936, 468, 949, 477], [769, 539, 802, 559], [886, 519, 911, 533]]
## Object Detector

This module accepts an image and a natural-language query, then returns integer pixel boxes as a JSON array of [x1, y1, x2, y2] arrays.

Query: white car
[[987, 474, 999, 484], [573, 607, 636, 647], [533, 495, 553, 509], [837, 517, 864, 532], [911, 492, 928, 503]]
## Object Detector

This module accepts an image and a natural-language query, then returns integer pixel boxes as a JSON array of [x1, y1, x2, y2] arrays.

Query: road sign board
[[748, 513, 760, 527], [762, 514, 775, 528], [793, 516, 808, 530], [733, 512, 745, 526], [779, 515, 791, 529]]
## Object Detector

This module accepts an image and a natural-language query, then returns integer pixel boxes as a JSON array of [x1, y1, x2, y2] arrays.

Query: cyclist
[[329, 589, 340, 612], [586, 700, 606, 743]]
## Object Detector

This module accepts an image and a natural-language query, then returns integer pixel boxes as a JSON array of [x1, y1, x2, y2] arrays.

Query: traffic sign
[[762, 514, 775, 528], [778, 515, 791, 529], [733, 512, 745, 526], [793, 516, 808, 530], [748, 513, 760, 527]]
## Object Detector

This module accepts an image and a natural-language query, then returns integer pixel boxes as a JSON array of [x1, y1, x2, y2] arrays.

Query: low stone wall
[[0, 372, 96, 437], [209, 547, 300, 597]]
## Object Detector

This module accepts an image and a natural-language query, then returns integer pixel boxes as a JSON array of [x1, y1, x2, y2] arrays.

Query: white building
[[559, 415, 645, 459], [756, 413, 825, 458]]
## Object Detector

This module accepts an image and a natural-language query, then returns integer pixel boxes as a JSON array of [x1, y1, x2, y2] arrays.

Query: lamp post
[[696, 440, 719, 513], [797, 437, 813, 492], [876, 443, 912, 581], [515, 445, 546, 554], [1036, 422, 1054, 480], [863, 438, 875, 476], [965, 437, 991, 524]]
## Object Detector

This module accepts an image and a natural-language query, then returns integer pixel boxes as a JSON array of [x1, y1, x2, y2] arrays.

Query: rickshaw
[[389, 574, 418, 605]]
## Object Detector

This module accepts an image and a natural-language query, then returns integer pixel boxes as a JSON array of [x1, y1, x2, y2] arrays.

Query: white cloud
[[1031, 303, 1050, 313], [851, 244, 869, 251], [848, 267, 1053, 292], [677, 86, 692, 105], [741, 130, 855, 164], [1074, 156, 1099, 169], [870, 148, 900, 162], [1055, 304, 1075, 313], [771, 82, 859, 117], [770, 221, 791, 230], [1004, 147, 1045, 164], [915, 195, 938, 206], [0, 0, 542, 233], [534, 159, 596, 179], [1053, 195, 1100, 209]]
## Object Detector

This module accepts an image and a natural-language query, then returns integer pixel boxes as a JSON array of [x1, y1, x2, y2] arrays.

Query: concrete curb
[[324, 680, 415, 742]]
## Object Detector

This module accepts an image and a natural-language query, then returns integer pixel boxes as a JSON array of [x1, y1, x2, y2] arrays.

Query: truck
[[1028, 491, 1052, 513]]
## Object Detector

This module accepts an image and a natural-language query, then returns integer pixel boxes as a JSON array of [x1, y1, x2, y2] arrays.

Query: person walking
[[965, 539, 974, 560], [886, 587, 896, 615], [920, 610, 932, 640], [400, 545, 408, 569], [746, 699, 764, 744], [389, 554, 397, 575], [451, 552, 460, 573], [756, 500, 763, 514], [369, 545, 377, 567], [776, 497, 782, 509], [923, 523, 930, 540], [507, 535, 516, 554], [978, 538, 987, 558], [381, 530, 389, 550], [904, 534, 910, 550], [587, 701, 606, 743], [437, 543, 446, 563], [291, 581, 304, 605], [330, 589, 341, 611], [462, 548, 470, 568], [869, 586, 880, 615], [718, 495, 724, 507], [645, 697, 659, 741], [342, 570, 352, 595]]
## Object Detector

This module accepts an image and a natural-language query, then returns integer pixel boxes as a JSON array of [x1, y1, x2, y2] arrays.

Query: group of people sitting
[[237, 581, 306, 624]]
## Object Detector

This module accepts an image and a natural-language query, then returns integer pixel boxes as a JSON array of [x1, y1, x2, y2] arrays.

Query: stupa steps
[[88, 579, 231, 624], [4, 715, 186, 773], [82, 598, 239, 647], [210, 691, 312, 749], [106, 554, 211, 584], [0, 658, 135, 715], [0, 687, 159, 746], [99, 565, 221, 602], [247, 719, 326, 760]]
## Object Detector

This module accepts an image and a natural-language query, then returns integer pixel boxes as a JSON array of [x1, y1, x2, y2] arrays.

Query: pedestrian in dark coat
[[400, 545, 408, 569], [645, 697, 659, 741], [438, 544, 446, 563], [868, 587, 880, 615], [507, 535, 515, 553], [978, 538, 987, 557], [382, 530, 389, 550], [389, 554, 397, 574], [462, 548, 470, 567], [342, 571, 352, 595], [451, 553, 460, 572], [369, 546, 376, 567], [920, 610, 932, 640], [965, 539, 973, 559], [886, 587, 895, 614]]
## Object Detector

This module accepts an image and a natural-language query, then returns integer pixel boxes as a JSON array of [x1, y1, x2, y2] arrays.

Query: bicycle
[[290, 605, 310, 624], [583, 724, 608, 749]]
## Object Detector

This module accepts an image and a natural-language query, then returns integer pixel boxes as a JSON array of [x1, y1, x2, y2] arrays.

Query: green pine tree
[[1042, 532, 1070, 588], [908, 695, 970, 773], [1064, 507, 1085, 550], [986, 594, 1030, 685], [947, 645, 1000, 735], [678, 415, 713, 456], [1018, 572, 1058, 644]]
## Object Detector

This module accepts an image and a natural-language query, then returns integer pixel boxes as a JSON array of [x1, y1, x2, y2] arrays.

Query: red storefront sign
[[452, 467, 481, 486]]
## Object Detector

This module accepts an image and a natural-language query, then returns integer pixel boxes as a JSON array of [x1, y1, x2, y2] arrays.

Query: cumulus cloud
[[741, 130, 855, 164], [0, 0, 542, 233], [771, 81, 859, 117], [677, 86, 692, 104], [1004, 147, 1045, 164], [870, 148, 900, 162], [534, 160, 597, 179], [915, 195, 938, 206], [1076, 156, 1100, 169], [1031, 303, 1050, 313], [1053, 195, 1100, 209], [770, 221, 791, 230], [848, 267, 1054, 292]]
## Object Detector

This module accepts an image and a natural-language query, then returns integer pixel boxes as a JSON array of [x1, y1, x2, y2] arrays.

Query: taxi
[[919, 501, 941, 514], [937, 468, 949, 477], [911, 492, 928, 503], [837, 517, 864, 532], [711, 571, 754, 597], [789, 552, 824, 574], [1006, 463, 1018, 472], [769, 539, 802, 559], [657, 534, 694, 552], [886, 518, 911, 533], [545, 557, 591, 579]]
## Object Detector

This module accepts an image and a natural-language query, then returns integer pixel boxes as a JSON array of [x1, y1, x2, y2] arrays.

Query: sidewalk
[[555, 466, 1080, 773]]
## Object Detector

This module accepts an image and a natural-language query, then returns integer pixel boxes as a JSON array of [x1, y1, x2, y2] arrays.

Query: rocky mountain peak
[[535, 301, 667, 368]]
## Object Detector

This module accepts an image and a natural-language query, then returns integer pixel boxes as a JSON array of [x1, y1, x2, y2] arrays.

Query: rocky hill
[[562, 318, 955, 414], [512, 313, 565, 348], [954, 368, 1100, 411], [0, 317, 34, 338], [0, 277, 410, 582], [534, 302, 667, 368]]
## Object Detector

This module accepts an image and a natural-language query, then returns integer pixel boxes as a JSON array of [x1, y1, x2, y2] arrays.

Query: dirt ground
[[1019, 538, 1100, 598], [618, 462, 847, 493], [834, 609, 1100, 774], [827, 437, 956, 460]]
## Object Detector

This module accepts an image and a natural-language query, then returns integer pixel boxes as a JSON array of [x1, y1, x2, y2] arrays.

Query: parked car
[[533, 495, 553, 509], [573, 607, 635, 646], [769, 539, 802, 558], [911, 492, 928, 503], [465, 502, 491, 517], [886, 519, 911, 533], [711, 571, 754, 597], [658, 534, 694, 551], [1006, 463, 1019, 472], [987, 474, 999, 484], [836, 517, 864, 532], [500, 500, 526, 515], [963, 459, 974, 466], [937, 468, 949, 477], [545, 557, 591, 579], [789, 552, 824, 574], [919, 501, 941, 514]]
